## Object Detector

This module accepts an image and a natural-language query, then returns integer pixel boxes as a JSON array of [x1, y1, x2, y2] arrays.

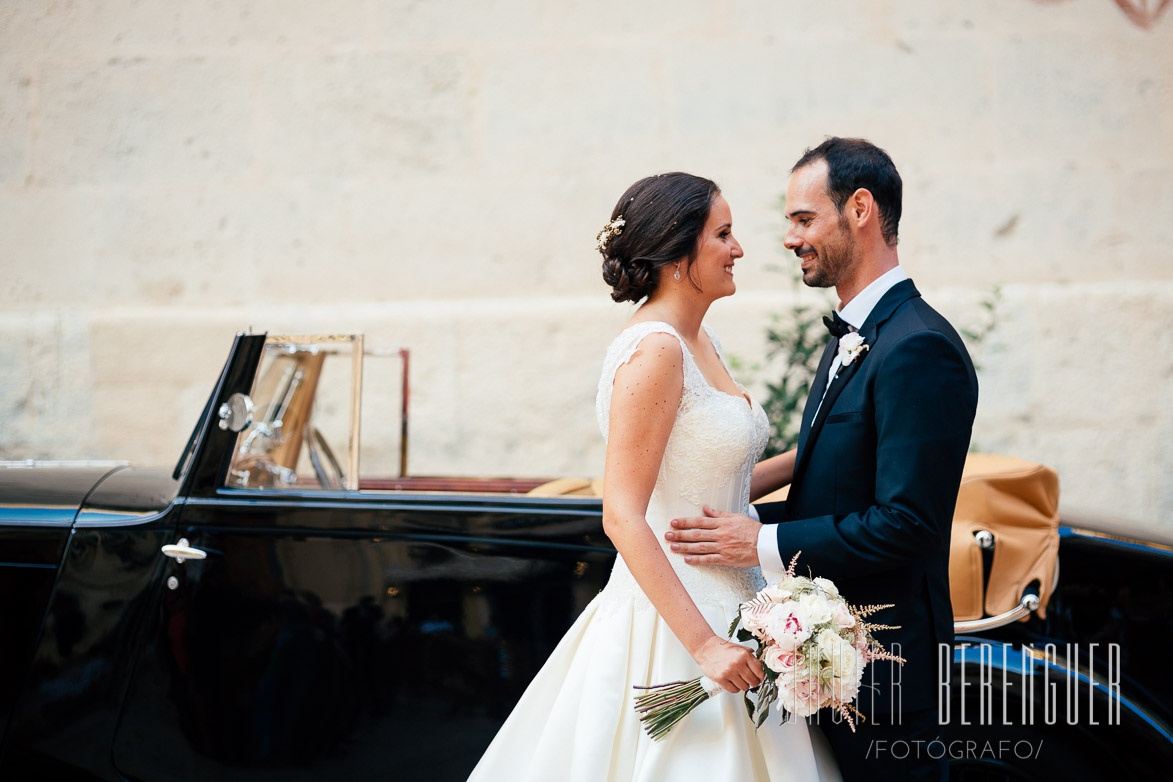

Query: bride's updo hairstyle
[[598, 172, 721, 303]]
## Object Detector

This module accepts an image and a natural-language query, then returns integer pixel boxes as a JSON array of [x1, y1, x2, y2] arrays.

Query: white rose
[[758, 584, 793, 603], [798, 593, 834, 626], [740, 604, 773, 638], [838, 332, 870, 365], [812, 577, 840, 599], [817, 629, 865, 686], [839, 332, 865, 351]]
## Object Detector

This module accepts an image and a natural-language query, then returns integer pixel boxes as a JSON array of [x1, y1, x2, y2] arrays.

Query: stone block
[[374, 0, 546, 44], [87, 313, 254, 464], [968, 281, 1173, 524], [0, 311, 96, 458], [908, 161, 1173, 290], [538, 0, 713, 40], [478, 46, 665, 176], [36, 56, 256, 186], [95, 188, 259, 306], [254, 51, 474, 180], [0, 189, 105, 309], [990, 32, 1171, 167], [1, 186, 263, 309], [0, 0, 377, 55], [0, 58, 32, 186], [1026, 283, 1173, 427]]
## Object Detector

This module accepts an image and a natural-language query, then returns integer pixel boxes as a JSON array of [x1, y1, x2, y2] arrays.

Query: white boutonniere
[[837, 332, 870, 366]]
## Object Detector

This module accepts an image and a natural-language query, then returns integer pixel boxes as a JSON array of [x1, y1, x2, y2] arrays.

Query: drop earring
[[673, 264, 681, 281]]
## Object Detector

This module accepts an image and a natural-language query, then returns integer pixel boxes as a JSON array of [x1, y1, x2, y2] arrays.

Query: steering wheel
[[305, 425, 345, 490]]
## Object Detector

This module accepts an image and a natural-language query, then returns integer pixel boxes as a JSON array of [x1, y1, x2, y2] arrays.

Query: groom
[[666, 137, 977, 781]]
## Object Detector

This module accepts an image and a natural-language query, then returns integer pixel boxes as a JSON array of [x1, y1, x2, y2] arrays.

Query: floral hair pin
[[596, 216, 626, 252]]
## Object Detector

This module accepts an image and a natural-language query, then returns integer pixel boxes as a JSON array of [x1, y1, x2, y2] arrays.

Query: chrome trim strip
[[184, 494, 603, 517], [953, 594, 1040, 633], [74, 507, 174, 529], [1063, 526, 1173, 556], [0, 460, 130, 468]]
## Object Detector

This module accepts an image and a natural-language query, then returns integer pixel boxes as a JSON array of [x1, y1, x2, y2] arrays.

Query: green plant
[[958, 285, 1002, 375]]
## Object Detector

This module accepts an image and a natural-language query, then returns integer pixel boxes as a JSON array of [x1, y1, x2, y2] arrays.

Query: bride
[[468, 173, 837, 781]]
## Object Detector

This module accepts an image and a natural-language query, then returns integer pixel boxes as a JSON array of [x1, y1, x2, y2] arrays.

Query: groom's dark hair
[[792, 137, 902, 246]]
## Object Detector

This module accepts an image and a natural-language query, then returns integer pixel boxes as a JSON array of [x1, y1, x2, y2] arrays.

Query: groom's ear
[[848, 188, 876, 232]]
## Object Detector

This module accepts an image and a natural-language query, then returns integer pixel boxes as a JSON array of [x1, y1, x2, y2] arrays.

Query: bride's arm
[[603, 333, 762, 694], [749, 449, 797, 501]]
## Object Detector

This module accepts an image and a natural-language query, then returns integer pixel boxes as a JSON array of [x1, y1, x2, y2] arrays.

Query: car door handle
[[161, 538, 208, 564]]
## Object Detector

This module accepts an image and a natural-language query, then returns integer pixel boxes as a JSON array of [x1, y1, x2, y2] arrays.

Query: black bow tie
[[822, 311, 855, 339]]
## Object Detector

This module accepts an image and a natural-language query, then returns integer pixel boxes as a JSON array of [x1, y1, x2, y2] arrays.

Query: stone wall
[[2, 1, 1170, 526]]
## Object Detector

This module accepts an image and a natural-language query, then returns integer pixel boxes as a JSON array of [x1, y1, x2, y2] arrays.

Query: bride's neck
[[638, 289, 710, 341]]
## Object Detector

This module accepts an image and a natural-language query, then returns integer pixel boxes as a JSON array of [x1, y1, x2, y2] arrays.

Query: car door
[[110, 334, 612, 782]]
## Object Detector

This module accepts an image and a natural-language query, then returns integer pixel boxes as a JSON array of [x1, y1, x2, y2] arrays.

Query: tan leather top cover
[[949, 453, 1061, 621]]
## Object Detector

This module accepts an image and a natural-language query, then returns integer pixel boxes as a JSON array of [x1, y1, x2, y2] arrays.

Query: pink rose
[[832, 604, 855, 630], [779, 676, 825, 717], [830, 676, 862, 703], [763, 644, 801, 674]]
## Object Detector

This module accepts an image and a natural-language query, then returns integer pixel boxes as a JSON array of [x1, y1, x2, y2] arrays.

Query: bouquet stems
[[633, 677, 716, 741]]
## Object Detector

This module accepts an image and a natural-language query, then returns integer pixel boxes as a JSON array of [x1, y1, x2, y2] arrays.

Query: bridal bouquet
[[634, 553, 904, 740]]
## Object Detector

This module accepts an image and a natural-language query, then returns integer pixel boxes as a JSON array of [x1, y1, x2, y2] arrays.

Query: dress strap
[[702, 322, 724, 361], [596, 321, 704, 440], [602, 321, 688, 386]]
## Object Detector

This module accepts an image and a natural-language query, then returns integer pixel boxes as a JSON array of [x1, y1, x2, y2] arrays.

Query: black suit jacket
[[757, 278, 978, 715]]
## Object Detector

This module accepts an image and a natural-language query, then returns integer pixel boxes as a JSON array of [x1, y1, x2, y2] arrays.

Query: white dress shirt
[[754, 265, 908, 582]]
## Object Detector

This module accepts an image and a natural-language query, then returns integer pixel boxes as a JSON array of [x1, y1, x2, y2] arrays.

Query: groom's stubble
[[801, 210, 856, 290]]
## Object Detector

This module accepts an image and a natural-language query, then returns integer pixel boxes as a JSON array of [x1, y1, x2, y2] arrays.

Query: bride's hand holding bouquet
[[635, 552, 904, 740], [693, 635, 764, 694]]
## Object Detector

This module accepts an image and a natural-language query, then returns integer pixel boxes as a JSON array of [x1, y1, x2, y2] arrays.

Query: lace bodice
[[595, 321, 770, 610]]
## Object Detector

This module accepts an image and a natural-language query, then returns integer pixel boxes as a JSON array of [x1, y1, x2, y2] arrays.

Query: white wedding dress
[[468, 322, 838, 782]]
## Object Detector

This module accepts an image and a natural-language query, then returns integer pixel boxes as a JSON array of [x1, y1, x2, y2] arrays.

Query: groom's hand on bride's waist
[[666, 506, 760, 568]]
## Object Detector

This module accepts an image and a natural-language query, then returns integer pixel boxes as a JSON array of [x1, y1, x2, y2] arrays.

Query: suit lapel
[[800, 338, 839, 442], [803, 342, 866, 452], [791, 279, 922, 488]]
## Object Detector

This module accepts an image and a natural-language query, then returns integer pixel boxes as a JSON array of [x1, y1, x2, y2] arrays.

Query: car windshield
[[225, 338, 359, 491], [210, 334, 601, 498]]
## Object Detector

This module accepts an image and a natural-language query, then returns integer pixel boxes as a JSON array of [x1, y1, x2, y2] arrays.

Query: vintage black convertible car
[[1, 332, 1170, 781]]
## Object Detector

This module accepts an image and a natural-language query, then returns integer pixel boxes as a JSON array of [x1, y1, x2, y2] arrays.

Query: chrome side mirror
[[217, 393, 254, 432]]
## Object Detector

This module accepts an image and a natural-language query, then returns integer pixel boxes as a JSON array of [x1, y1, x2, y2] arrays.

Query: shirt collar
[[838, 266, 908, 330]]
